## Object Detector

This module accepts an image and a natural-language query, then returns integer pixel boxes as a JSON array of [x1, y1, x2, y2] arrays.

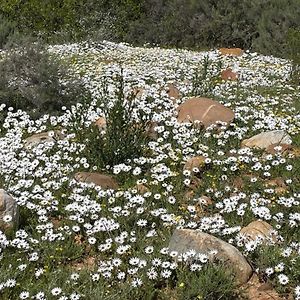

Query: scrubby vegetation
[[1, 0, 300, 58], [0, 39, 90, 118]]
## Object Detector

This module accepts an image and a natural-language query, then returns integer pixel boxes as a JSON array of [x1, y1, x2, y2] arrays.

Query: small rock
[[0, 189, 19, 232], [145, 121, 158, 140], [189, 177, 202, 191], [275, 187, 288, 194], [221, 68, 238, 81], [266, 143, 300, 158], [240, 220, 275, 242], [291, 147, 300, 158], [177, 97, 235, 128], [135, 184, 149, 194], [167, 83, 181, 102], [244, 274, 282, 300], [233, 177, 244, 190], [241, 131, 292, 150], [233, 174, 257, 190], [183, 156, 206, 172], [265, 177, 286, 188], [95, 117, 107, 132], [265, 178, 288, 194], [195, 196, 213, 219], [131, 87, 144, 99], [183, 190, 195, 200], [72, 256, 96, 271], [219, 48, 244, 56], [168, 229, 252, 284], [197, 195, 213, 206], [24, 130, 65, 149], [74, 172, 118, 190]]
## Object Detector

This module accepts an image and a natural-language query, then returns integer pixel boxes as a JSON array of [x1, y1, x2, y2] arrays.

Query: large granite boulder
[[168, 229, 252, 284], [74, 172, 118, 190], [241, 131, 292, 150], [177, 97, 235, 128], [0, 189, 19, 232]]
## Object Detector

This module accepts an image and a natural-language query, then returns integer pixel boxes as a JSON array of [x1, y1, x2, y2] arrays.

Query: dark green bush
[[0, 13, 20, 49], [0, 38, 90, 118], [0, 0, 81, 38], [125, 0, 300, 57], [1, 0, 300, 58], [0, 0, 144, 43], [251, 0, 300, 57], [286, 28, 300, 85], [74, 70, 150, 170]]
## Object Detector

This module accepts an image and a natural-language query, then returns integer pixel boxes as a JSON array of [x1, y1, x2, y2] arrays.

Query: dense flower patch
[[0, 41, 300, 299]]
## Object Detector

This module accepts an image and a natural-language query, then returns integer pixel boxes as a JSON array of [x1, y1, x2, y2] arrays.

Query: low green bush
[[175, 263, 240, 300], [0, 38, 90, 118]]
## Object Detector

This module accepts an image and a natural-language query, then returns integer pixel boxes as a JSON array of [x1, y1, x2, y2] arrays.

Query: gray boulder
[[168, 229, 252, 284], [241, 130, 292, 150], [0, 189, 19, 232]]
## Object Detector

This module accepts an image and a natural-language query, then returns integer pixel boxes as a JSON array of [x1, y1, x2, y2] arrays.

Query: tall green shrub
[[75, 70, 150, 170], [286, 28, 300, 85]]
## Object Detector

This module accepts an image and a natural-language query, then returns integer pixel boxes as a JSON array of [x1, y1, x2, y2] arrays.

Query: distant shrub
[[0, 0, 144, 43], [1, 0, 300, 58], [286, 28, 300, 85], [251, 0, 300, 57], [122, 0, 300, 58], [0, 39, 89, 118], [0, 13, 20, 49], [0, 1, 78, 37]]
